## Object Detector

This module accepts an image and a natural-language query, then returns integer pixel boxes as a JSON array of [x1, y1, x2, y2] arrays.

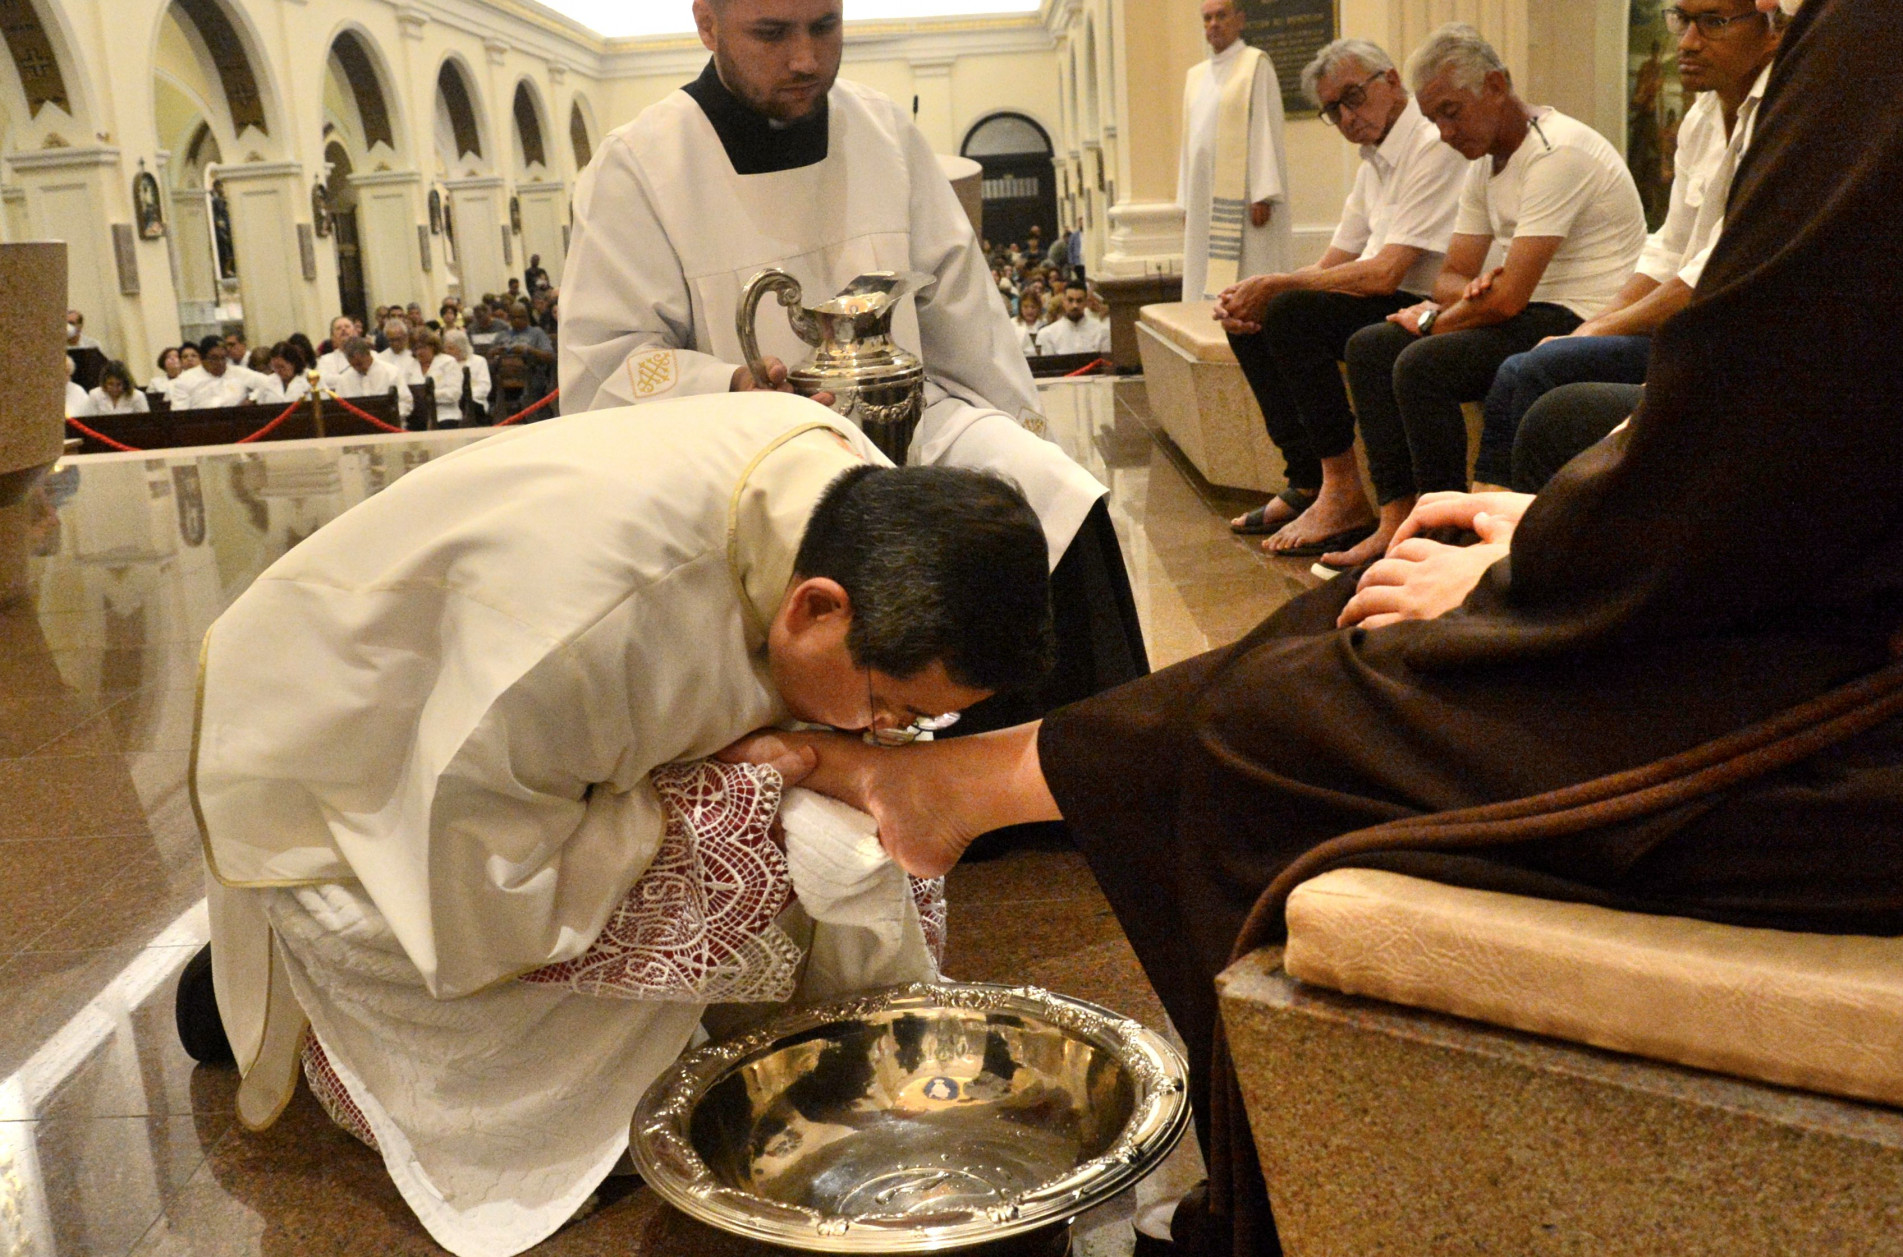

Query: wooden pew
[[66, 394, 407, 454]]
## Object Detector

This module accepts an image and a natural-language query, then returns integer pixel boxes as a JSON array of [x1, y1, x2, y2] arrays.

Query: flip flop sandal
[[1229, 487, 1316, 535], [1267, 522, 1378, 559]]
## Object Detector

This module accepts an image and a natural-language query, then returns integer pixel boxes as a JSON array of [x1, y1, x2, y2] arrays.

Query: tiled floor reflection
[[1, 387, 1309, 1255]]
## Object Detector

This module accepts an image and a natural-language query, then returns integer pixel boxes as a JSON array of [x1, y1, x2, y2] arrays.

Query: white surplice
[[1179, 40, 1293, 301], [194, 394, 942, 1257], [559, 76, 1105, 568]]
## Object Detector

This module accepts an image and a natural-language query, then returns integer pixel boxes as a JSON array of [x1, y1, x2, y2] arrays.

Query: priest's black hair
[[795, 464, 1054, 694]]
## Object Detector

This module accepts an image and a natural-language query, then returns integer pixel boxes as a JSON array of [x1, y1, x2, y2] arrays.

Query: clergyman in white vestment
[[560, 0, 1149, 740], [189, 393, 1058, 1257], [1180, 0, 1293, 301]]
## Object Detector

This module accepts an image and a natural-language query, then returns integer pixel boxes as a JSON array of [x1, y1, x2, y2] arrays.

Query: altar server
[[189, 392, 1054, 1257], [560, 0, 1148, 738], [1180, 0, 1292, 301]]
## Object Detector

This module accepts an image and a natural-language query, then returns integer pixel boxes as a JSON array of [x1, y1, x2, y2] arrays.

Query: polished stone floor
[[0, 381, 1322, 1256]]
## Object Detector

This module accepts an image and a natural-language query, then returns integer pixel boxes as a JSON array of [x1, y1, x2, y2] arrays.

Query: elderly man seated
[[376, 318, 426, 387], [1325, 24, 1646, 572], [1471, 0, 1783, 488], [171, 337, 269, 410], [1217, 36, 1469, 556], [182, 394, 1051, 1257], [321, 336, 413, 422]]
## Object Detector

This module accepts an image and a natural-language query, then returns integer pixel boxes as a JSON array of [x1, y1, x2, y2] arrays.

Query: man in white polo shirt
[[1326, 23, 1646, 572], [1214, 37, 1469, 556], [1474, 0, 1783, 488]]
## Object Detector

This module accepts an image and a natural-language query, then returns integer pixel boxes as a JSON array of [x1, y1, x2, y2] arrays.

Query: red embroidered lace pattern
[[911, 875, 947, 968], [519, 760, 803, 1004], [302, 1030, 379, 1151]]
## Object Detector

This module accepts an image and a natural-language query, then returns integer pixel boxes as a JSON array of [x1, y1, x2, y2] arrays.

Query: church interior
[[4, 0, 1901, 1255]]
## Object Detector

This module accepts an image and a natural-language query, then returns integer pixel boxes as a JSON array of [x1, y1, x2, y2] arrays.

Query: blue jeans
[[1475, 334, 1652, 486]]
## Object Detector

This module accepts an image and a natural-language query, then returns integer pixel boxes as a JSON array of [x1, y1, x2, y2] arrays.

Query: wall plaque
[[419, 223, 432, 273], [297, 222, 317, 281], [1240, 0, 1340, 118], [111, 223, 139, 295], [501, 224, 513, 266]]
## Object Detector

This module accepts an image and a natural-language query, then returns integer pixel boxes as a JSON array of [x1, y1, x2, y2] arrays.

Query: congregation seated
[[147, 346, 185, 400], [1014, 289, 1046, 357], [63, 355, 86, 417], [1035, 280, 1112, 357], [249, 342, 314, 406], [444, 329, 491, 423], [323, 335, 414, 422], [314, 315, 360, 378], [376, 318, 426, 388], [413, 330, 464, 421], [171, 338, 270, 410], [78, 360, 150, 417]]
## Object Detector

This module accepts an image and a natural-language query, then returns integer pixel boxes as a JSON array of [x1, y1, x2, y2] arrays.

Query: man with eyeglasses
[[1216, 38, 1470, 557], [1179, 0, 1292, 303], [185, 392, 1054, 1254], [1319, 23, 1647, 574], [1478, 0, 1784, 492]]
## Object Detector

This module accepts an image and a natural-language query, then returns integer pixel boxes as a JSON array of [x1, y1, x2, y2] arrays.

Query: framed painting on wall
[[1627, 0, 1685, 230]]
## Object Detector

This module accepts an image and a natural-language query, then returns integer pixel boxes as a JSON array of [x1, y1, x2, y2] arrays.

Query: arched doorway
[[961, 113, 1058, 255], [323, 139, 367, 329]]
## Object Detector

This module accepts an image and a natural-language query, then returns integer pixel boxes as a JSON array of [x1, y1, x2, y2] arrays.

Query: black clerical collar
[[684, 59, 830, 175]]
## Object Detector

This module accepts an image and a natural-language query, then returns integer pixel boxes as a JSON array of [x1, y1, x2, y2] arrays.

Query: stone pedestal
[[0, 242, 66, 491], [1134, 302, 1285, 494], [1096, 273, 1181, 372], [938, 154, 985, 243], [1218, 950, 1903, 1256]]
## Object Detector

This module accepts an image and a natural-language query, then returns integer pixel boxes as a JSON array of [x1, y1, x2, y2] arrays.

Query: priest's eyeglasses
[[863, 668, 961, 747], [1663, 7, 1771, 38], [1319, 71, 1386, 127]]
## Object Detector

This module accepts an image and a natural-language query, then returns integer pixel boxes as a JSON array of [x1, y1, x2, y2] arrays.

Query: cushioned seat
[[1283, 867, 1903, 1109]]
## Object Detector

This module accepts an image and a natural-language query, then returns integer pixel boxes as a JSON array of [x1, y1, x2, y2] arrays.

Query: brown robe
[[1039, 1, 1903, 1251]]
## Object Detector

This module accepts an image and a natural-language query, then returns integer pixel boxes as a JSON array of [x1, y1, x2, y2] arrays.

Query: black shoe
[[175, 943, 236, 1065]]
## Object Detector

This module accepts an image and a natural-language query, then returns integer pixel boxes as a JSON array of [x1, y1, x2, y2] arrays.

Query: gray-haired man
[[1218, 38, 1470, 556]]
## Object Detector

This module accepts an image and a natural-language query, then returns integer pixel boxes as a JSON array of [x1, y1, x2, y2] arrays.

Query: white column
[[168, 191, 216, 307], [444, 174, 508, 299], [349, 169, 426, 313], [216, 161, 324, 345], [516, 180, 566, 287]]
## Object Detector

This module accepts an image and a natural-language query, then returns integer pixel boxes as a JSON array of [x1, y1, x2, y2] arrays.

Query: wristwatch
[[1416, 307, 1440, 336]]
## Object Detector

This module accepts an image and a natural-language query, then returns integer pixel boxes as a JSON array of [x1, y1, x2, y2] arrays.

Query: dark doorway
[[325, 141, 367, 328], [962, 113, 1058, 256]]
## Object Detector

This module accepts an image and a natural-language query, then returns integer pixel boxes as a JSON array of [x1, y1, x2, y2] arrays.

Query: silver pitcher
[[737, 269, 936, 465]]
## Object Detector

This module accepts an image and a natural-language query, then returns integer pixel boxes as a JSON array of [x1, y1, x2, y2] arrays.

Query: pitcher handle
[[737, 269, 807, 388]]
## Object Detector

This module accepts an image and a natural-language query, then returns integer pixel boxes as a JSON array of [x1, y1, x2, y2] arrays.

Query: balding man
[[1179, 0, 1291, 301], [1217, 38, 1470, 556]]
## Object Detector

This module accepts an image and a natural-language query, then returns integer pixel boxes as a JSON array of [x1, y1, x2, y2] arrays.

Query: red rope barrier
[[235, 397, 306, 445], [1063, 358, 1112, 378], [64, 416, 142, 453], [494, 388, 560, 427], [326, 393, 409, 433]]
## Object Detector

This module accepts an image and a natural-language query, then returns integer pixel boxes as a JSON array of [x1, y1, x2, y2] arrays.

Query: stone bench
[[1219, 868, 1903, 1254], [1135, 301, 1287, 494], [1137, 301, 1492, 500]]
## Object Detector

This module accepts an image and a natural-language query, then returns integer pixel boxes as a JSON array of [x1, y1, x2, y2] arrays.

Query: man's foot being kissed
[[717, 723, 1060, 880], [1318, 495, 1415, 571]]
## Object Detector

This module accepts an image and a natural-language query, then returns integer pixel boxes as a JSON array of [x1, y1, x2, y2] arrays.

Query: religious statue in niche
[[211, 181, 238, 279], [429, 188, 443, 235], [311, 179, 332, 238], [510, 195, 522, 235], [134, 168, 165, 239]]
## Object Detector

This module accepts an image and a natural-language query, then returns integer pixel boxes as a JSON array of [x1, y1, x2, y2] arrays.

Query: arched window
[[961, 114, 1058, 256]]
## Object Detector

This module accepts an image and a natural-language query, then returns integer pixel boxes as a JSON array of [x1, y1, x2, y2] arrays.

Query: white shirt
[[80, 386, 150, 416], [1453, 109, 1648, 319], [249, 372, 312, 406], [147, 373, 180, 398], [1179, 39, 1292, 300], [1015, 318, 1043, 356], [315, 349, 350, 379], [64, 381, 88, 416], [421, 353, 465, 410], [1666, 65, 1772, 290], [561, 75, 1106, 567], [1330, 96, 1471, 297], [1036, 313, 1111, 356], [323, 357, 414, 419], [458, 353, 492, 407], [171, 364, 269, 410], [378, 347, 426, 386]]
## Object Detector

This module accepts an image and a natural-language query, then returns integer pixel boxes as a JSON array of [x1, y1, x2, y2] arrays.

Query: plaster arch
[[149, 0, 288, 156], [434, 53, 488, 175], [567, 92, 599, 175], [509, 75, 551, 177], [322, 23, 406, 165], [0, 0, 97, 147]]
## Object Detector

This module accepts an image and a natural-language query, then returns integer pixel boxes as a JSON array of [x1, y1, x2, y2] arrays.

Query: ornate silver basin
[[631, 983, 1191, 1253]]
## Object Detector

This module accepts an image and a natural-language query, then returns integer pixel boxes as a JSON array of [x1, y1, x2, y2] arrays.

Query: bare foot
[[1263, 484, 1377, 553], [1319, 497, 1414, 570]]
